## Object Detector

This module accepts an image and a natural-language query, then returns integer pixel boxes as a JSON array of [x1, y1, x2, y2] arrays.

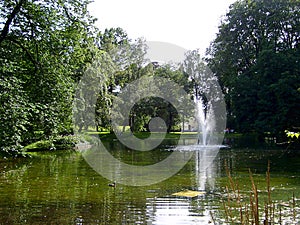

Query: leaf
[[172, 190, 206, 198]]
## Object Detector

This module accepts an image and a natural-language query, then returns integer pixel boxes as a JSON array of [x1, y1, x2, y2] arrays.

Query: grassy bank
[[92, 131, 204, 143], [22, 130, 293, 154], [24, 135, 79, 152]]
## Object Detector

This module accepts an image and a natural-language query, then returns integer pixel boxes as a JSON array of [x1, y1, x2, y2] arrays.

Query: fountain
[[174, 94, 224, 151], [195, 98, 215, 146], [172, 95, 225, 191]]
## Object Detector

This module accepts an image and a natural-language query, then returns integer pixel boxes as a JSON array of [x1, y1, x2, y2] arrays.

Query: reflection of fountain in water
[[195, 147, 218, 191], [146, 196, 214, 225], [173, 97, 223, 191], [173, 146, 220, 191]]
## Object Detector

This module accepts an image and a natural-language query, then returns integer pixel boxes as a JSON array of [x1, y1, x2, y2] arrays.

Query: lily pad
[[172, 190, 206, 197]]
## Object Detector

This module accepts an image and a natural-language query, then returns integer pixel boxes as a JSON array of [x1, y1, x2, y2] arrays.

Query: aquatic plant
[[214, 161, 299, 225]]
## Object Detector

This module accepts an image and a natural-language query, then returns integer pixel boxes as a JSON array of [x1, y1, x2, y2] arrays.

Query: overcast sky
[[88, 0, 236, 54]]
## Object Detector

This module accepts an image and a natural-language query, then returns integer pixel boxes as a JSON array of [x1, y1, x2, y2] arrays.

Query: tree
[[126, 64, 192, 133], [0, 76, 29, 155], [207, 0, 300, 138], [0, 0, 97, 154], [72, 28, 149, 132]]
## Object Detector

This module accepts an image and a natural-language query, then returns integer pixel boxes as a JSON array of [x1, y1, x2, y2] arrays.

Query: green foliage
[[0, 76, 29, 155], [1, 0, 200, 152], [0, 0, 97, 154], [125, 64, 192, 133], [207, 0, 300, 137], [5, 0, 299, 155], [286, 130, 300, 139]]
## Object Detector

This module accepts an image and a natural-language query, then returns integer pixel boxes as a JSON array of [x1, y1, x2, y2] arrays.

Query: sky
[[88, 0, 236, 55]]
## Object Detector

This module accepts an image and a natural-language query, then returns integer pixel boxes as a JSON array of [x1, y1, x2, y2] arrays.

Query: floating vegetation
[[172, 190, 206, 198]]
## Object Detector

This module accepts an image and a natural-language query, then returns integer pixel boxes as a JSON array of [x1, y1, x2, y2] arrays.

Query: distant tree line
[[1, 0, 299, 155]]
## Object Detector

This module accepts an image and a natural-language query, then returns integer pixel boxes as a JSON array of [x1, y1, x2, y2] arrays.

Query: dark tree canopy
[[207, 0, 300, 138]]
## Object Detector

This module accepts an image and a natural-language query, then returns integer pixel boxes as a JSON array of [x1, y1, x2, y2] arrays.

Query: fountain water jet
[[195, 98, 215, 146], [171, 96, 225, 191]]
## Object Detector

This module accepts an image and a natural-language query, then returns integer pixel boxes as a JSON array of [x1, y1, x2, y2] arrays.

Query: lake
[[0, 139, 299, 224]]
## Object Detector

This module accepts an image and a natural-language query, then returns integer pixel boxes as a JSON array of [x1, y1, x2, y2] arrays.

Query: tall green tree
[[207, 0, 300, 138], [127, 64, 192, 133], [93, 28, 148, 131], [0, 0, 97, 154]]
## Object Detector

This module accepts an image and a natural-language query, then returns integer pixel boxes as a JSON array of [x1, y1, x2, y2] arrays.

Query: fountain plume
[[195, 98, 215, 146]]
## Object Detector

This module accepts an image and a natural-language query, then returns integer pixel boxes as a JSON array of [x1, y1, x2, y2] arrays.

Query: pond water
[[0, 139, 299, 224]]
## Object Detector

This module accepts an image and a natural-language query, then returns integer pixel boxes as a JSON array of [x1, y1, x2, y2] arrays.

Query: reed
[[292, 192, 296, 221], [279, 204, 282, 225], [209, 210, 216, 225], [266, 160, 271, 204], [265, 160, 271, 224], [249, 168, 259, 225], [219, 161, 299, 224]]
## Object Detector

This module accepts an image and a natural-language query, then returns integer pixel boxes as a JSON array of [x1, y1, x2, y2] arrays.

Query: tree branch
[[7, 36, 40, 71], [63, 6, 80, 24], [0, 0, 27, 45]]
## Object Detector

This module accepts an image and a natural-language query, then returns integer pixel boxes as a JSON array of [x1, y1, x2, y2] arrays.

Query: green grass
[[23, 130, 244, 151], [24, 135, 79, 152], [95, 131, 199, 141], [24, 140, 53, 151], [224, 133, 243, 138], [78, 126, 244, 139], [80, 130, 244, 142]]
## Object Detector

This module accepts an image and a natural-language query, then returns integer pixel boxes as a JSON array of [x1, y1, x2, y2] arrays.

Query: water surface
[[0, 141, 299, 224]]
